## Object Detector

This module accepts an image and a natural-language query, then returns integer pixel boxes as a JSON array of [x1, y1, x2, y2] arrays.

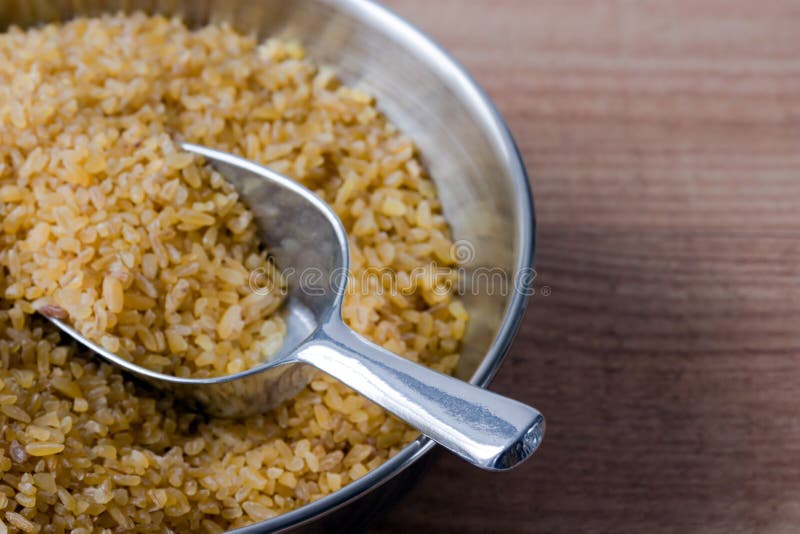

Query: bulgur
[[0, 13, 467, 531]]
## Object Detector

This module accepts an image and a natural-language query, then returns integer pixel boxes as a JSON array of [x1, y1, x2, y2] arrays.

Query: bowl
[[0, 0, 535, 531]]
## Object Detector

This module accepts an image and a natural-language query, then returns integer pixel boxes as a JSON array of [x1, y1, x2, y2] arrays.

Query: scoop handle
[[295, 318, 544, 471]]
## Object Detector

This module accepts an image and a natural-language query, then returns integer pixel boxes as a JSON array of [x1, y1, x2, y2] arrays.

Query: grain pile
[[0, 13, 467, 531]]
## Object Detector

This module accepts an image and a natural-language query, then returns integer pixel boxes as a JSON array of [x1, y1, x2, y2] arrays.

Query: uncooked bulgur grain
[[0, 13, 467, 531]]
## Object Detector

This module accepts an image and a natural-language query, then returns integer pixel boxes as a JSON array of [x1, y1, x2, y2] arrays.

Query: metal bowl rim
[[232, 0, 536, 531]]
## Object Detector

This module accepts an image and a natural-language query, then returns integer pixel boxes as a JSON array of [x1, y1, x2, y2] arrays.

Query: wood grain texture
[[372, 1, 800, 532]]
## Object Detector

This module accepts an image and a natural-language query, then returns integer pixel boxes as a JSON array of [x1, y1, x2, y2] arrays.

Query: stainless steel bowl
[[0, 0, 536, 531]]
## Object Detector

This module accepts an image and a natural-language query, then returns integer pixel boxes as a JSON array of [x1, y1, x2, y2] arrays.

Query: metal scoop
[[45, 143, 545, 471]]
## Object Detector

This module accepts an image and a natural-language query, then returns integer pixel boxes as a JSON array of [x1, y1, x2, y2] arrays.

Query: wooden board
[[373, 1, 800, 532]]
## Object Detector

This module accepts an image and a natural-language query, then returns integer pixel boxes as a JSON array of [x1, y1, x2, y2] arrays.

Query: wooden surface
[[373, 1, 800, 532]]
